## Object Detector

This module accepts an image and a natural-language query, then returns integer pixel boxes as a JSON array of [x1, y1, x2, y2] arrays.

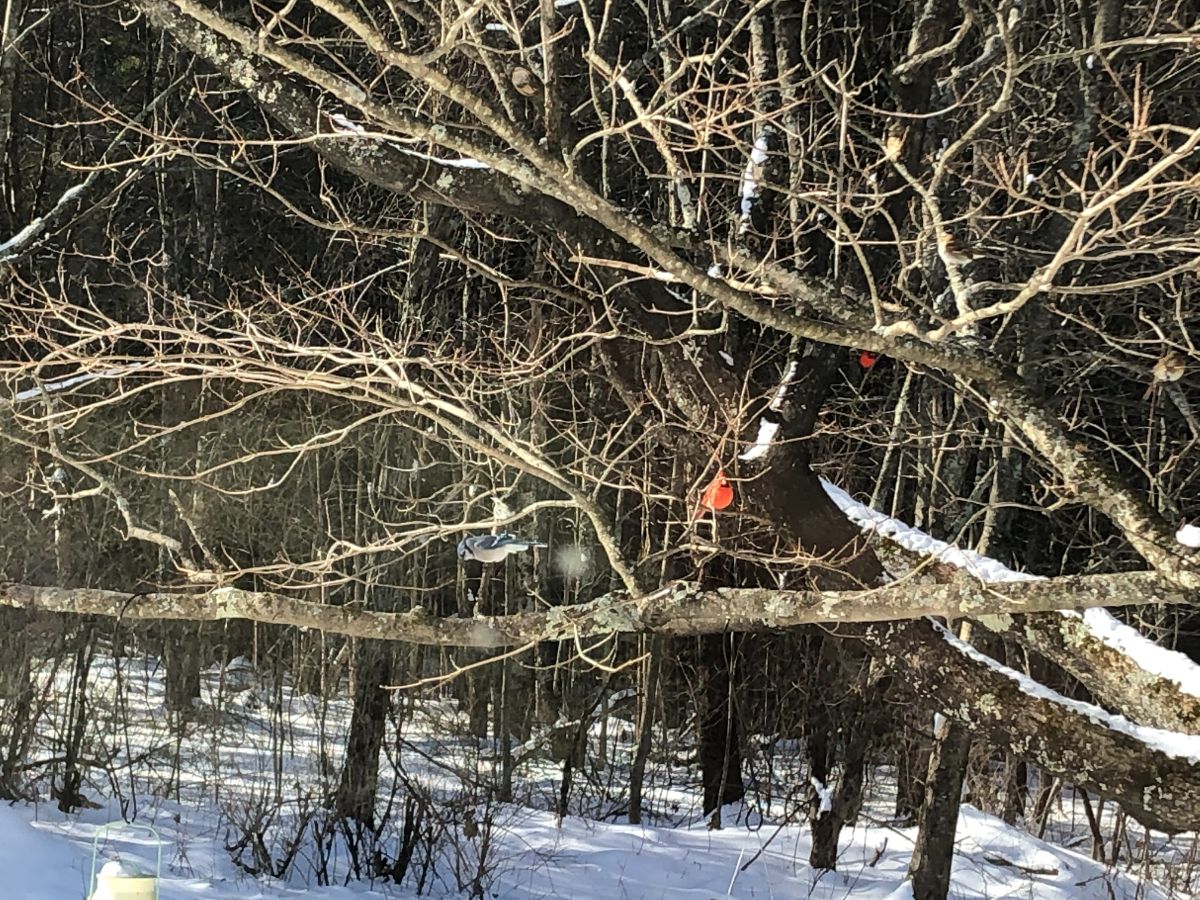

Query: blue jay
[[457, 533, 547, 563]]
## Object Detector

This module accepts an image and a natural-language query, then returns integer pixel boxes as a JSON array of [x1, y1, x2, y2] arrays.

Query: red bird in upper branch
[[857, 350, 879, 369], [694, 469, 734, 520]]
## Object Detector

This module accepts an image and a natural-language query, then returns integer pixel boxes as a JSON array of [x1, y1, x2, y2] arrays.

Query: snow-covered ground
[[1, 651, 1196, 899], [4, 788, 1191, 900], [3, 788, 1191, 900]]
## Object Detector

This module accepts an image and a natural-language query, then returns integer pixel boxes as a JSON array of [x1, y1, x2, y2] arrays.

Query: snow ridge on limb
[[738, 358, 794, 461], [868, 616, 1200, 832], [0, 181, 92, 263], [823, 478, 1200, 821], [823, 478, 1200, 726], [820, 478, 1037, 583], [1068, 608, 1200, 701], [935, 621, 1200, 762], [6, 366, 148, 405]]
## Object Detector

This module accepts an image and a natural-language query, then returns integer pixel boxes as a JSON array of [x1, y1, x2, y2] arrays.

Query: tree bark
[[56, 625, 95, 813], [0, 0, 24, 218], [908, 718, 971, 900], [895, 726, 929, 825], [334, 641, 392, 825], [1001, 758, 1029, 826], [805, 635, 873, 870], [0, 571, 1183, 645], [699, 634, 745, 819], [163, 622, 201, 713], [627, 636, 661, 825], [988, 610, 1200, 733], [866, 618, 1200, 833]]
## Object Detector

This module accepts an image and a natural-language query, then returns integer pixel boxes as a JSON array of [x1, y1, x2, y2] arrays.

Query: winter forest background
[[1, 0, 1199, 898]]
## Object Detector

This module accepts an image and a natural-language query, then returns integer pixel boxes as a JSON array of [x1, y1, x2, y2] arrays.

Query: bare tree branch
[[127, 0, 1200, 595], [0, 571, 1185, 646]]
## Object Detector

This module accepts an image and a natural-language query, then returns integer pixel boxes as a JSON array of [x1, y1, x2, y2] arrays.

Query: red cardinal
[[696, 469, 734, 518], [858, 350, 879, 369]]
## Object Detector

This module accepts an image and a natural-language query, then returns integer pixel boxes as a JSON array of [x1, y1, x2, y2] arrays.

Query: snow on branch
[[822, 478, 1200, 701], [738, 359, 795, 461], [892, 615, 1200, 832], [737, 129, 771, 234], [769, 359, 798, 411], [5, 365, 149, 406], [1068, 607, 1200, 700], [936, 620, 1200, 762], [825, 480, 1200, 724], [821, 478, 1036, 582], [0, 179, 94, 263], [325, 113, 492, 169], [738, 418, 779, 461], [1178, 523, 1200, 548]]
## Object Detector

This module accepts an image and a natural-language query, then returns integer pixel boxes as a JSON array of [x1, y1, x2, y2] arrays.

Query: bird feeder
[[88, 822, 162, 900]]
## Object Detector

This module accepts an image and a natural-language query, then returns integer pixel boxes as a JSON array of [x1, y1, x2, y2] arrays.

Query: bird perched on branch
[[937, 231, 977, 268], [692, 469, 734, 522], [510, 65, 539, 97], [1144, 350, 1186, 399], [457, 533, 547, 563]]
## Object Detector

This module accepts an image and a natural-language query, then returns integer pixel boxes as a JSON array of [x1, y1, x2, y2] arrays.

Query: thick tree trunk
[[628, 636, 662, 825], [698, 634, 744, 820], [335, 641, 392, 825], [163, 623, 201, 713], [809, 806, 840, 871], [807, 721, 869, 870], [908, 719, 971, 900], [805, 635, 872, 870]]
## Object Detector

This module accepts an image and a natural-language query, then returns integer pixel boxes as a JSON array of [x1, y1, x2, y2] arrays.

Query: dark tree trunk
[[908, 719, 971, 900], [805, 636, 872, 870], [698, 633, 744, 820], [809, 811, 840, 871], [895, 726, 930, 825], [0, 653, 34, 798], [56, 625, 95, 813], [1033, 771, 1060, 839], [1001, 758, 1028, 826], [496, 662, 514, 803], [466, 676, 490, 738], [808, 732, 869, 870], [164, 623, 201, 713], [335, 641, 393, 825], [628, 636, 662, 825]]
